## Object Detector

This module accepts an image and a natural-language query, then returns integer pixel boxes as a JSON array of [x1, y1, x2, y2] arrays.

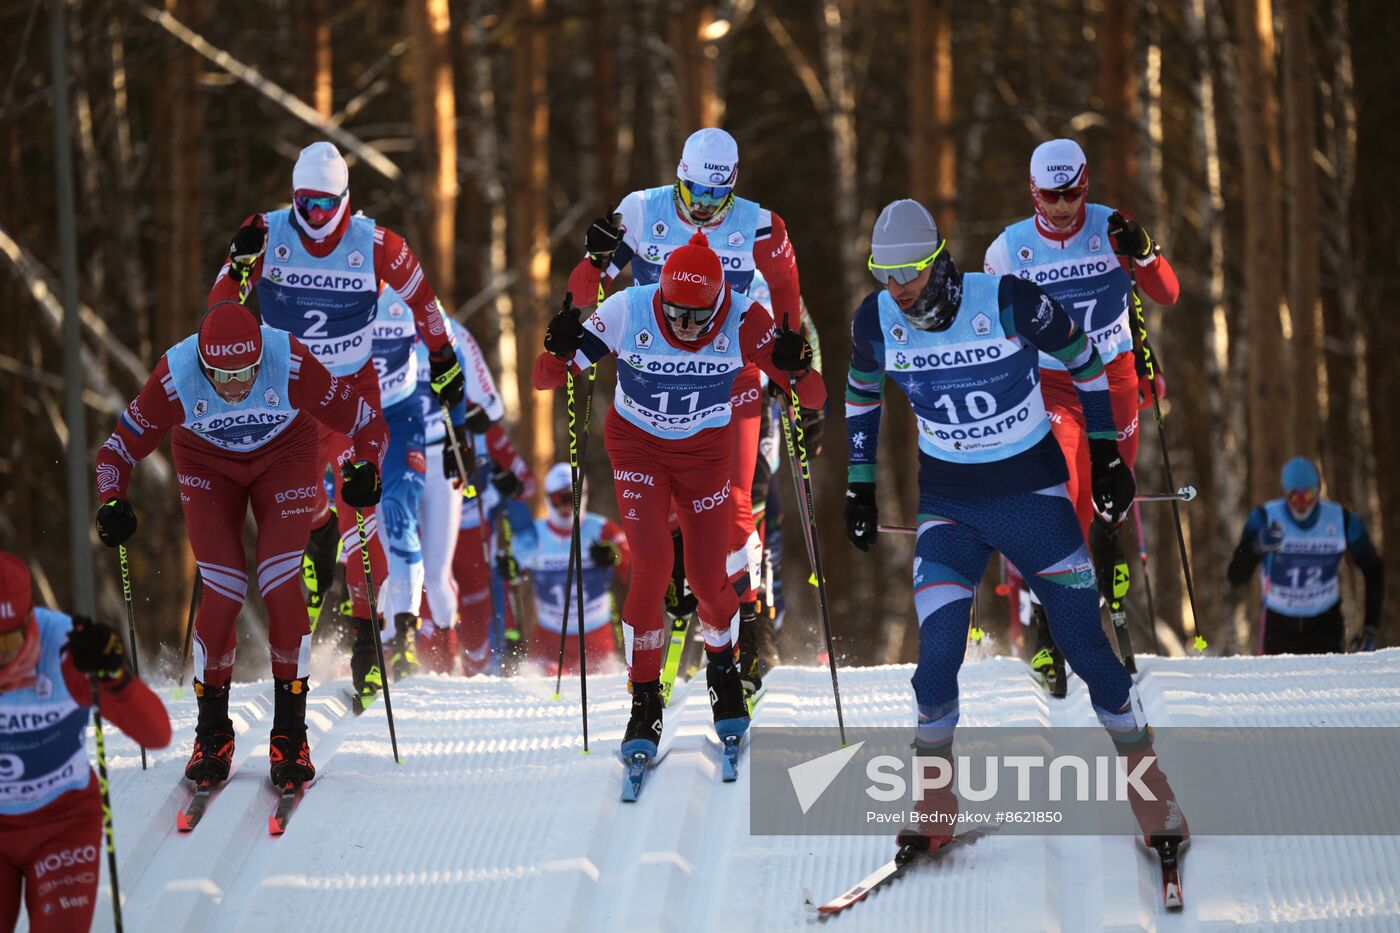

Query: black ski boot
[[755, 598, 782, 676], [621, 679, 664, 759], [1029, 603, 1067, 698], [706, 649, 750, 740], [1091, 519, 1136, 672], [269, 677, 315, 786], [302, 509, 340, 631], [350, 616, 383, 713], [185, 680, 235, 783], [737, 601, 764, 697], [389, 613, 421, 682]]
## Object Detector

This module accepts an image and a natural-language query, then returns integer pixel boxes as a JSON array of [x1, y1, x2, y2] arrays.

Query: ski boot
[[389, 613, 421, 682], [185, 680, 235, 783], [737, 601, 764, 699], [706, 648, 751, 741], [1116, 732, 1191, 851], [1029, 603, 1067, 698], [302, 509, 340, 632], [417, 619, 456, 675], [269, 677, 316, 786], [755, 596, 781, 677], [350, 616, 384, 714], [895, 741, 958, 853], [621, 679, 664, 759]]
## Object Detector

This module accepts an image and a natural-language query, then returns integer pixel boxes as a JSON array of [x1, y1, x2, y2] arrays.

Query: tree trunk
[[509, 0, 552, 499], [1230, 0, 1288, 506], [1348, 0, 1400, 647], [409, 0, 458, 306], [1099, 0, 1138, 207], [1281, 0, 1320, 457], [909, 0, 956, 231], [590, 0, 618, 206]]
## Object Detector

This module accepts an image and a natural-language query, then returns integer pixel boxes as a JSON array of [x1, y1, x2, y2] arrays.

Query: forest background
[[1, 0, 1395, 672]]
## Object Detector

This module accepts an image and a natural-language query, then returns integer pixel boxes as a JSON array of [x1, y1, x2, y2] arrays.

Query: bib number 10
[[933, 389, 997, 424]]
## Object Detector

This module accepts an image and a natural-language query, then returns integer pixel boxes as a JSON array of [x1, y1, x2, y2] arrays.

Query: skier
[[451, 429, 532, 676], [567, 127, 818, 694], [984, 138, 1178, 693], [845, 199, 1186, 853], [506, 463, 630, 675], [95, 302, 388, 783], [417, 317, 512, 673], [1228, 456, 1384, 654], [206, 140, 465, 702], [534, 232, 823, 759], [0, 551, 170, 933]]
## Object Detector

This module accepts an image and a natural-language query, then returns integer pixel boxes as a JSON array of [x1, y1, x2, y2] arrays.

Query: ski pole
[[346, 491, 400, 764], [89, 680, 123, 932], [172, 570, 202, 701], [1136, 485, 1197, 503], [1129, 274, 1207, 651], [1131, 501, 1162, 656], [497, 509, 527, 674], [553, 365, 597, 700], [115, 546, 147, 770], [779, 315, 845, 743]]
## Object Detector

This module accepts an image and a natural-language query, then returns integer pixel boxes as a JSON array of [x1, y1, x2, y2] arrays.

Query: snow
[[57, 650, 1400, 932]]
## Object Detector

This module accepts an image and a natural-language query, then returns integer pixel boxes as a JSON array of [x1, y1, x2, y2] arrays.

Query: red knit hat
[[198, 301, 263, 371], [660, 232, 724, 309], [0, 551, 33, 634]]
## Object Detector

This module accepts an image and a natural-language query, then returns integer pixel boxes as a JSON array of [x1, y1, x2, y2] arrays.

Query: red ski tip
[[177, 811, 194, 833], [268, 815, 286, 836]]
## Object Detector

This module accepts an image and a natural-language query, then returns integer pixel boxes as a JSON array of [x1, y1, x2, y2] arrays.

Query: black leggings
[[1262, 605, 1345, 655]]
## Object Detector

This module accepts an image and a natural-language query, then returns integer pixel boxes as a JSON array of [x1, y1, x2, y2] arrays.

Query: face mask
[[902, 252, 963, 331]]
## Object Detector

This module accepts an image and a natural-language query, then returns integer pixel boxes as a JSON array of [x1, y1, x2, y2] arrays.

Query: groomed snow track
[[58, 651, 1400, 932]]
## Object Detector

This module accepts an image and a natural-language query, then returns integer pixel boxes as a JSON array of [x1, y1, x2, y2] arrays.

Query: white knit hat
[[292, 141, 349, 194], [677, 128, 739, 187], [1029, 138, 1087, 190]]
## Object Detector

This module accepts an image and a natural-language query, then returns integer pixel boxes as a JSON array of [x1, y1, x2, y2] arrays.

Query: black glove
[[544, 294, 585, 359], [844, 482, 878, 551], [441, 435, 473, 482], [589, 541, 619, 567], [490, 466, 524, 499], [1350, 627, 1379, 652], [1089, 438, 1136, 526], [229, 221, 267, 267], [1106, 211, 1155, 261], [770, 324, 814, 373], [1255, 523, 1285, 554], [65, 615, 128, 680], [340, 460, 382, 508], [429, 346, 466, 410], [584, 215, 623, 268], [797, 407, 825, 456], [495, 551, 520, 583], [96, 499, 137, 548], [463, 405, 492, 434], [664, 530, 697, 620]]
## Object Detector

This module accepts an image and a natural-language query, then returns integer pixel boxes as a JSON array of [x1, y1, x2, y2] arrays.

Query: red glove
[[1137, 371, 1166, 410]]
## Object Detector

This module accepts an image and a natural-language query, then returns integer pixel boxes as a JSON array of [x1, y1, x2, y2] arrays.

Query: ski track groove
[[65, 652, 1400, 932]]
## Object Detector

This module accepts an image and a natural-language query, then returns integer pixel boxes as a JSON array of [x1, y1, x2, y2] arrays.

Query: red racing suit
[[207, 209, 452, 618], [95, 333, 388, 687], [0, 615, 170, 933], [533, 284, 825, 684], [984, 208, 1178, 532], [567, 194, 803, 605]]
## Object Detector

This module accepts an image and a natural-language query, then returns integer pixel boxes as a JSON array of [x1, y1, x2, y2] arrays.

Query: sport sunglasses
[[294, 191, 346, 213], [868, 239, 947, 285], [1035, 185, 1087, 204], [661, 298, 717, 326], [679, 178, 733, 209], [203, 362, 259, 384]]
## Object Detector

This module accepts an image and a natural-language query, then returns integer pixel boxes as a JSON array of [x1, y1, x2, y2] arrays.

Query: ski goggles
[[294, 191, 345, 214], [868, 239, 946, 286], [1286, 487, 1318, 515], [1035, 184, 1087, 204], [678, 178, 734, 211], [203, 361, 260, 384], [548, 489, 574, 510], [661, 298, 718, 326]]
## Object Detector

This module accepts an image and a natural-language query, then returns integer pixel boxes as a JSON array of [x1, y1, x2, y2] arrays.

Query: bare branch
[[761, 8, 829, 114], [127, 0, 404, 183]]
